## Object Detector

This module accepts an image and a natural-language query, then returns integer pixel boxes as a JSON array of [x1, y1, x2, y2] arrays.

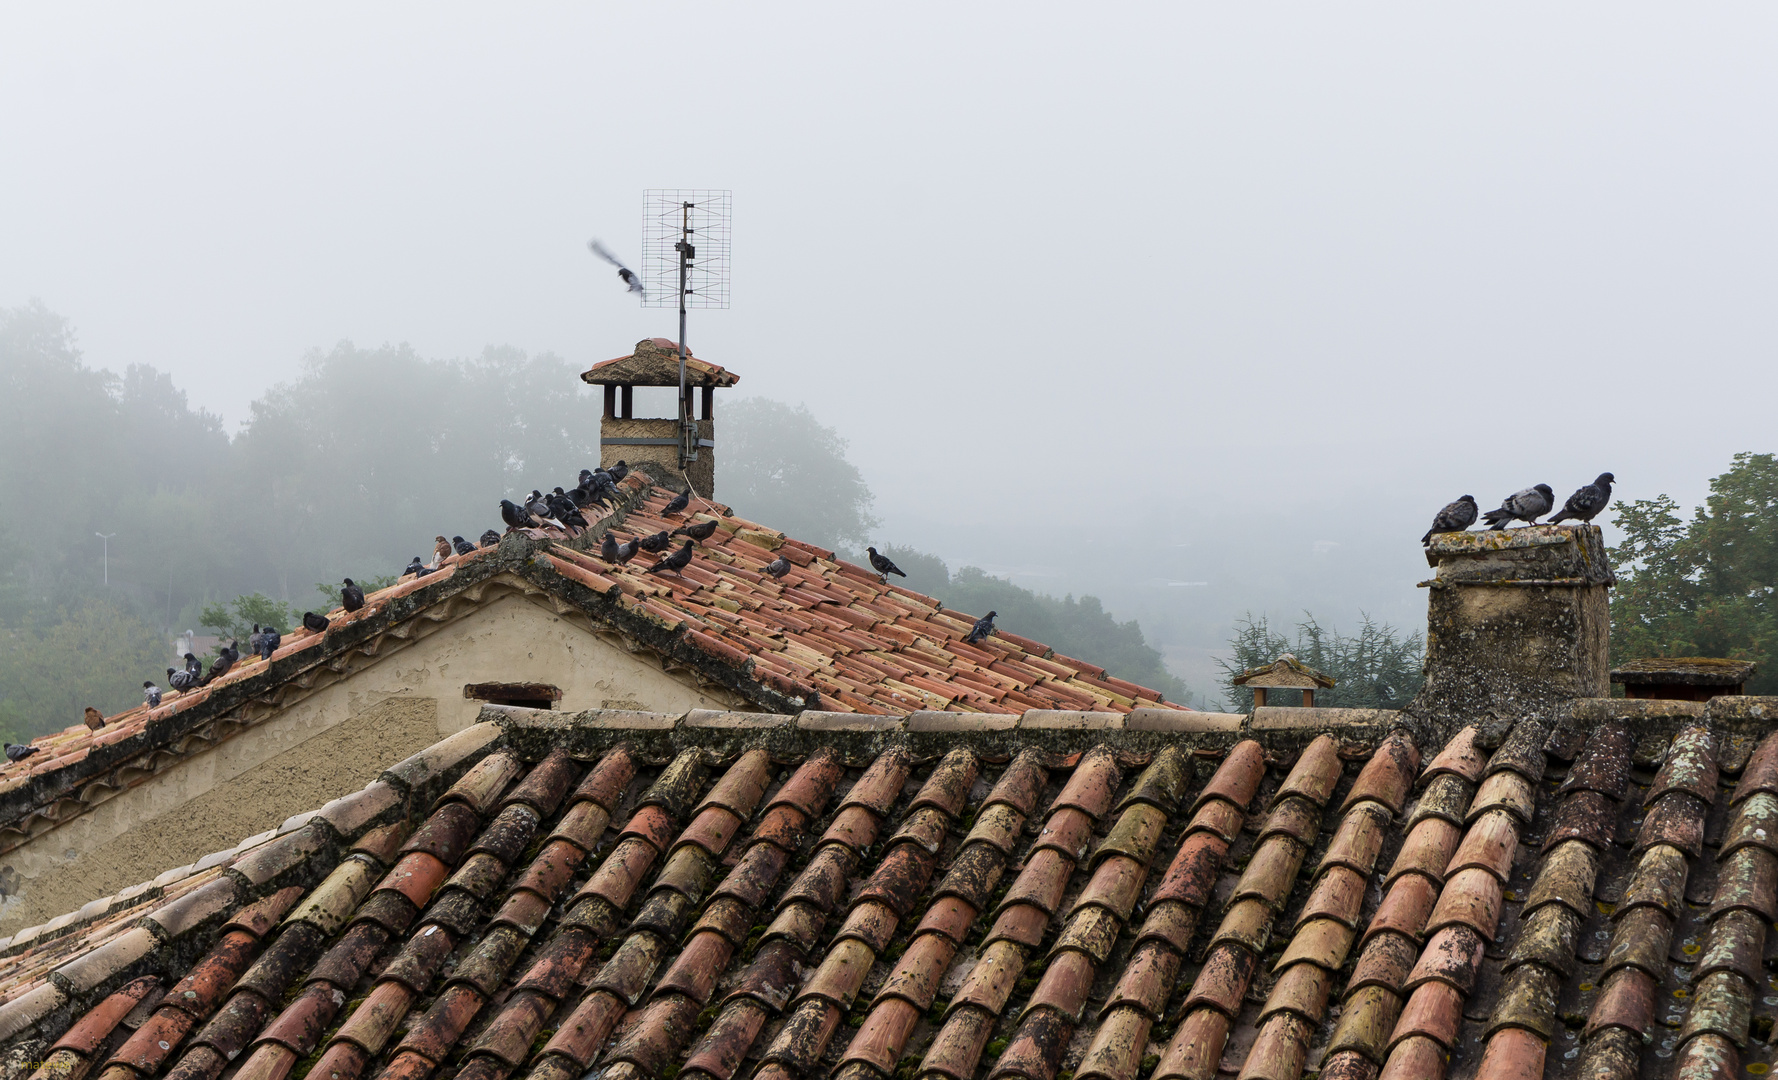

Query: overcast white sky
[[5, 5, 1775, 678]]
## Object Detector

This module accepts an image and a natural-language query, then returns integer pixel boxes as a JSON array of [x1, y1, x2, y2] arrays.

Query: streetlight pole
[[95, 532, 116, 585]]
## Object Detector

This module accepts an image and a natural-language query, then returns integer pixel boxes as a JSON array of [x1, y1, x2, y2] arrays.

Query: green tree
[[721, 398, 880, 552], [199, 593, 297, 643], [1609, 452, 1778, 694], [0, 596, 169, 740], [1218, 612, 1424, 711]]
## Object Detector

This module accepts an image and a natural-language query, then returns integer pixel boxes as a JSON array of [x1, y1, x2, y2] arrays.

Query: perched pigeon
[[403, 556, 430, 579], [184, 652, 202, 675], [258, 625, 281, 661], [607, 460, 629, 483], [453, 535, 476, 556], [1422, 496, 1479, 545], [4, 742, 39, 763], [1482, 485, 1556, 530], [168, 666, 198, 692], [613, 538, 639, 564], [434, 536, 453, 567], [204, 642, 239, 685], [341, 579, 366, 612], [527, 490, 558, 524], [601, 534, 621, 563], [672, 519, 719, 543], [547, 492, 589, 530], [662, 490, 690, 516], [866, 547, 907, 583], [84, 706, 106, 731], [143, 681, 162, 707], [302, 611, 329, 634], [501, 500, 539, 530], [765, 556, 791, 579], [965, 611, 998, 645], [645, 540, 695, 576], [248, 624, 267, 659], [636, 531, 671, 553], [588, 240, 646, 298], [1547, 473, 1616, 526], [479, 529, 502, 548]]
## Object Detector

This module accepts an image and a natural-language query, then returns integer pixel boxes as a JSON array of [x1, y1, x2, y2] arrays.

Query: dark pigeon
[[1422, 495, 1479, 545], [341, 579, 366, 612], [501, 499, 539, 530], [662, 490, 690, 516], [404, 556, 430, 578], [672, 519, 719, 543], [258, 625, 281, 661], [143, 681, 162, 708], [169, 666, 198, 692], [608, 460, 629, 483], [302, 611, 329, 634], [184, 652, 201, 675], [526, 491, 558, 525], [1548, 473, 1616, 526], [765, 556, 791, 579], [613, 538, 639, 564], [453, 535, 476, 556], [601, 534, 621, 563], [248, 624, 267, 659], [636, 531, 671, 553], [479, 529, 502, 548], [589, 240, 646, 297], [203, 642, 239, 685], [644, 540, 695, 576], [866, 547, 907, 583], [965, 611, 998, 645], [5, 742, 39, 763], [1482, 485, 1556, 530]]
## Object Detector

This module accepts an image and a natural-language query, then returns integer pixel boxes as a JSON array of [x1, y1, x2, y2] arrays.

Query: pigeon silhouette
[[479, 529, 502, 548], [636, 531, 671, 553], [672, 519, 719, 543], [4, 743, 39, 763], [866, 547, 907, 583], [765, 556, 791, 579], [143, 681, 162, 708], [1548, 473, 1616, 525], [1482, 485, 1556, 530], [341, 579, 366, 612], [588, 240, 646, 298], [453, 535, 476, 556], [84, 706, 106, 731], [645, 540, 695, 576], [258, 625, 281, 661], [168, 666, 198, 692], [1422, 495, 1479, 545], [965, 611, 998, 645], [662, 490, 690, 516], [302, 611, 329, 634], [501, 499, 538, 530]]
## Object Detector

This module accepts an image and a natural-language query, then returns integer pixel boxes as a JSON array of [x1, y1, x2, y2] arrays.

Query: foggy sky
[[5, 5, 1776, 678]]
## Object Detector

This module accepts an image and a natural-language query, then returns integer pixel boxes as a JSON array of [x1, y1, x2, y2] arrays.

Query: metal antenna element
[[641, 190, 730, 468]]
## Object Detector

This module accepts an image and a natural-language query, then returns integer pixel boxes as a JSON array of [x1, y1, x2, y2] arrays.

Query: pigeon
[[588, 240, 646, 298], [403, 556, 431, 579], [258, 625, 281, 661], [765, 556, 791, 579], [4, 743, 39, 763], [608, 460, 630, 483], [501, 500, 539, 530], [84, 706, 106, 731], [248, 624, 267, 659], [184, 652, 202, 675], [453, 535, 476, 556], [866, 547, 907, 583], [143, 681, 162, 707], [601, 534, 621, 563], [613, 538, 639, 564], [526, 491, 559, 525], [965, 611, 998, 645], [1482, 485, 1556, 530], [547, 492, 589, 530], [672, 519, 719, 543], [662, 490, 690, 516], [479, 529, 502, 548], [434, 536, 453, 566], [341, 579, 366, 612], [168, 666, 198, 692], [636, 531, 671, 553], [204, 642, 239, 685], [1421, 495, 1479, 545], [1547, 473, 1616, 526], [302, 611, 329, 634], [644, 540, 695, 576]]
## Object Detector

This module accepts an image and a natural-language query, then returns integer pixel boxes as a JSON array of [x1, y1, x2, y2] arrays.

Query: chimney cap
[[1610, 657, 1757, 687], [581, 338, 740, 388], [1231, 654, 1336, 689]]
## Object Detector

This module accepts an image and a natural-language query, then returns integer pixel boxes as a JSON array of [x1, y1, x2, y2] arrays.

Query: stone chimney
[[1409, 525, 1613, 735], [580, 338, 739, 497]]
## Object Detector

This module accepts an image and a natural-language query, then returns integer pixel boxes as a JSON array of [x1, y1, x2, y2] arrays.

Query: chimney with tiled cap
[[580, 338, 739, 497], [1410, 524, 1612, 736]]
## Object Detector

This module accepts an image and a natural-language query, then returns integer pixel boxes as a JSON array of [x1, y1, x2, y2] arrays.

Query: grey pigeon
[[644, 540, 695, 576], [453, 535, 476, 556], [601, 534, 621, 563], [258, 625, 281, 661], [965, 611, 998, 645], [636, 531, 671, 553], [1482, 485, 1555, 530], [501, 499, 539, 530], [403, 556, 430, 578], [1422, 495, 1479, 545], [143, 681, 162, 707], [589, 240, 646, 298], [5, 742, 39, 763], [341, 579, 365, 612], [203, 642, 239, 685], [662, 490, 690, 516], [169, 665, 198, 692], [765, 556, 791, 579], [479, 529, 502, 548], [1548, 473, 1616, 526], [184, 652, 201, 675], [866, 547, 906, 583], [672, 519, 719, 543], [302, 612, 329, 634], [248, 625, 267, 658], [608, 460, 629, 483]]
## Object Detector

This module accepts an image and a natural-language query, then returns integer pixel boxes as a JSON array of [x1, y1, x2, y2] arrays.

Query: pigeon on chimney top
[[1482, 485, 1556, 530], [644, 540, 696, 576], [1422, 495, 1479, 545], [966, 611, 998, 645], [662, 490, 690, 516], [765, 556, 791, 579], [1547, 473, 1616, 525], [866, 547, 907, 584], [588, 240, 646, 298]]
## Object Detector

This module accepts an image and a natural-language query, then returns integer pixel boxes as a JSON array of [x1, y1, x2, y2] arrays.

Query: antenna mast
[[642, 190, 730, 473]]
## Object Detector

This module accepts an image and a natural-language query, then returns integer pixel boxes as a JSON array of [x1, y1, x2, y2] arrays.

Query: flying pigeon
[[965, 611, 998, 645], [248, 624, 267, 659], [672, 519, 719, 543], [434, 536, 453, 566], [143, 681, 162, 707], [765, 556, 791, 579], [1421, 495, 1479, 545], [302, 611, 329, 634], [866, 547, 907, 583], [257, 625, 281, 661], [341, 579, 366, 612], [613, 537, 639, 564], [479, 529, 502, 548], [452, 535, 476, 556], [636, 531, 671, 553], [601, 534, 621, 563], [644, 540, 695, 576], [1547, 473, 1616, 526], [168, 666, 198, 692], [588, 240, 646, 298], [84, 706, 106, 731], [1482, 485, 1556, 530], [662, 490, 690, 516], [501, 499, 539, 530], [4, 743, 39, 763]]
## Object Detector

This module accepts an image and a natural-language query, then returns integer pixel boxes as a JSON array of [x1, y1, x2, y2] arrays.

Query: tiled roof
[[7, 699, 1778, 1080], [0, 476, 1180, 855], [580, 339, 740, 387]]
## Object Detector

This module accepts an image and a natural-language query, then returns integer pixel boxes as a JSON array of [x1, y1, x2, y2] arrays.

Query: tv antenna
[[641, 190, 730, 469]]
